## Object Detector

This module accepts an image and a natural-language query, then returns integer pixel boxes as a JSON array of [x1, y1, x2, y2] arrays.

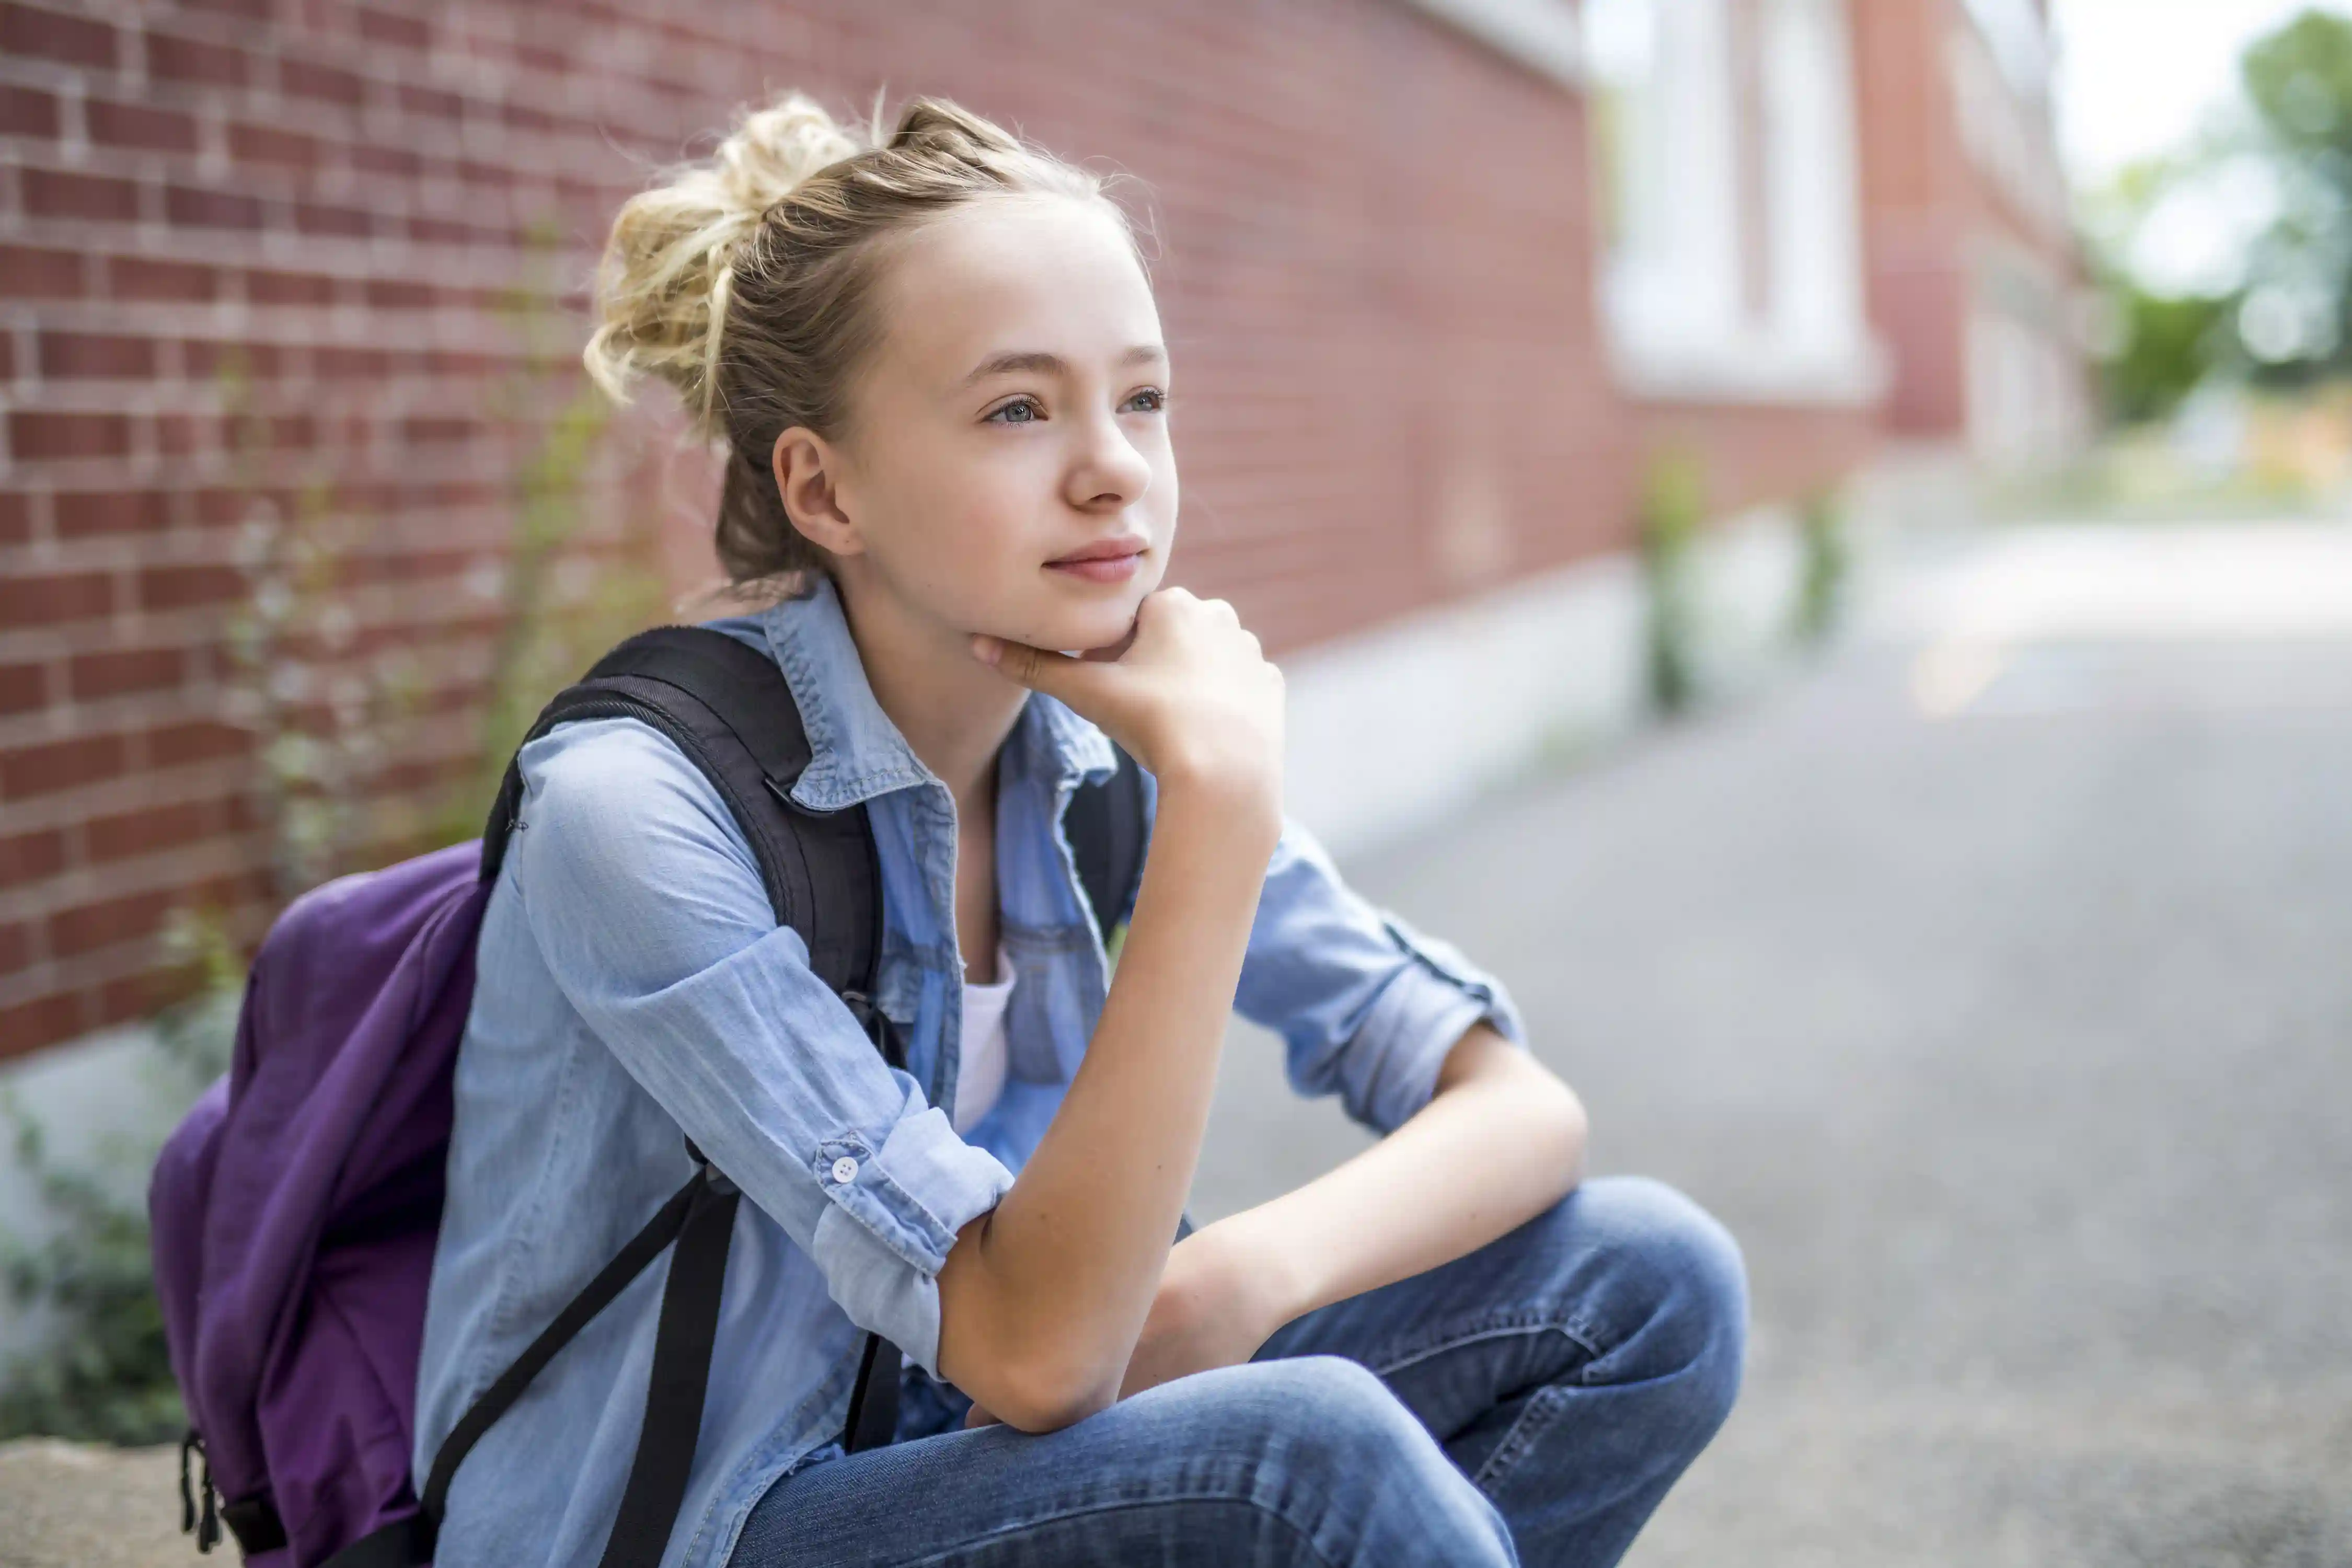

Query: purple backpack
[[148, 623, 1149, 1568]]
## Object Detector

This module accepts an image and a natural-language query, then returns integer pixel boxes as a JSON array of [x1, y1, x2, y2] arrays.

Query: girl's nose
[[1065, 409, 1154, 509]]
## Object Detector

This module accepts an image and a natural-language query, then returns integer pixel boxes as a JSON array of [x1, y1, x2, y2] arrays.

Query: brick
[[351, 142, 421, 177], [407, 214, 478, 246], [108, 255, 219, 302], [0, 3, 117, 70], [145, 30, 248, 88], [136, 562, 243, 612], [356, 6, 430, 48], [85, 98, 200, 154], [0, 826, 68, 882], [0, 493, 28, 545], [281, 57, 367, 107], [294, 201, 372, 238], [22, 166, 142, 222], [401, 415, 473, 444], [364, 279, 435, 309], [49, 885, 177, 959], [0, 994, 87, 1059], [312, 345, 387, 377], [96, 970, 182, 1030], [247, 268, 337, 305], [396, 84, 463, 120], [85, 797, 217, 862], [0, 662, 47, 715], [165, 182, 268, 229], [54, 488, 170, 537], [38, 330, 158, 379], [0, 568, 113, 624], [228, 121, 318, 170], [182, 340, 286, 379], [1, 733, 128, 799], [0, 245, 83, 299], [0, 83, 61, 137], [9, 410, 133, 460], [0, 920, 32, 973], [68, 646, 185, 700], [145, 719, 249, 768], [500, 101, 558, 134], [178, 0, 274, 21], [154, 412, 218, 457]]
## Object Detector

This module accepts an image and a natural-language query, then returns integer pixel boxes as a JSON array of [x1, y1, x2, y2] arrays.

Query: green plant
[[1790, 487, 1848, 648], [0, 921, 238, 1444], [1638, 449, 1707, 716]]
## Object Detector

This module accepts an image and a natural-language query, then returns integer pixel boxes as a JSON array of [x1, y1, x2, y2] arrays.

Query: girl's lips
[[1045, 550, 1144, 583]]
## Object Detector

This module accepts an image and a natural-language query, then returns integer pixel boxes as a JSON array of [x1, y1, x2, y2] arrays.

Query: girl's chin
[[1014, 613, 1138, 659]]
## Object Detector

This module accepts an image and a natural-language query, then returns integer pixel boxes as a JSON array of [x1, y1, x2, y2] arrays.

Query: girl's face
[[800, 193, 1177, 655]]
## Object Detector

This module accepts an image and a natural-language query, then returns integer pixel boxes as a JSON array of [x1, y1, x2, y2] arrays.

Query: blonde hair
[[584, 91, 1137, 588]]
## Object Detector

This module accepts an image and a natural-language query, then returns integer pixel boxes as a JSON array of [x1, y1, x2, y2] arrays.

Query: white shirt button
[[830, 1156, 860, 1185]]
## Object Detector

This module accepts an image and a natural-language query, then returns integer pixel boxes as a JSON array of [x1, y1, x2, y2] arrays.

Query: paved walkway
[[1194, 522, 2352, 1565]]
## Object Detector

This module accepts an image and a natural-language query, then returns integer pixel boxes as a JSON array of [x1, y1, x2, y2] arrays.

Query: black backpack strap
[[595, 1159, 741, 1568], [481, 626, 886, 1008], [331, 1158, 722, 1567], [1064, 740, 1149, 941]]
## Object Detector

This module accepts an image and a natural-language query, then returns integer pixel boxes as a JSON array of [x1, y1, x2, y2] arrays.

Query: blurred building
[[1852, 0, 2091, 468], [0, 0, 2081, 1064]]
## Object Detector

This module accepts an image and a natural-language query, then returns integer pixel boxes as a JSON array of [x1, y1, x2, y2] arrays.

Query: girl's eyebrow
[[959, 344, 1168, 387]]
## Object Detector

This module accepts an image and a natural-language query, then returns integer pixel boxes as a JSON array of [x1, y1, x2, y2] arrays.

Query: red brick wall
[[1, 0, 1860, 1060]]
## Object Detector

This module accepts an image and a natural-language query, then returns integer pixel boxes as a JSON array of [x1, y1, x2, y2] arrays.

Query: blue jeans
[[729, 1175, 1746, 1566]]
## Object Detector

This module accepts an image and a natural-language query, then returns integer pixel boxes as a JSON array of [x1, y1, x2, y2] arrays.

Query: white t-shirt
[[953, 941, 1016, 1134]]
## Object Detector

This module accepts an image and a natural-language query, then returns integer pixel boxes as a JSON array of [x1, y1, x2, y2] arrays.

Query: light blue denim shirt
[[413, 572, 1528, 1568]]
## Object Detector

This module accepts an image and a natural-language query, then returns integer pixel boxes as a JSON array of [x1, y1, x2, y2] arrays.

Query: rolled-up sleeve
[[508, 717, 1013, 1380], [1131, 770, 1527, 1136]]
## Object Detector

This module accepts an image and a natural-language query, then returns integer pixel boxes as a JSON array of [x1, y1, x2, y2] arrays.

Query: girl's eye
[[986, 397, 1043, 425], [1125, 387, 1169, 413]]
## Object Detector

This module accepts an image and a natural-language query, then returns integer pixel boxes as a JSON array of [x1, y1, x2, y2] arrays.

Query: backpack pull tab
[[180, 1428, 222, 1553], [178, 1428, 198, 1535]]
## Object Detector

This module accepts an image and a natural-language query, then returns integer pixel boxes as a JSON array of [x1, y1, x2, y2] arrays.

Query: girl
[[414, 93, 1745, 1568]]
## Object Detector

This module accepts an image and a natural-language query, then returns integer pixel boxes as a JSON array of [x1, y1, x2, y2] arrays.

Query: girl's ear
[[772, 427, 866, 558]]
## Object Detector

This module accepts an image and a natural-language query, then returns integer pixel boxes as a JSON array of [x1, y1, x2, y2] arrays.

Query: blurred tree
[[2236, 8, 2352, 378], [2083, 8, 2352, 419], [2101, 284, 2235, 422]]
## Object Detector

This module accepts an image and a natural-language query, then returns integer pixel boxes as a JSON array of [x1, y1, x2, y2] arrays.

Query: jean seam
[[887, 1493, 1346, 1568], [1368, 1308, 1610, 1381], [1467, 1381, 1573, 1494]]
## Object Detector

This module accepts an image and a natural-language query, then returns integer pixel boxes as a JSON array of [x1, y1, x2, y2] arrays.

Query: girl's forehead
[[880, 198, 1161, 384]]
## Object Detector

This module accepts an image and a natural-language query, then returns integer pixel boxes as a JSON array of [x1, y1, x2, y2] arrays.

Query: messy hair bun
[[585, 91, 1136, 589]]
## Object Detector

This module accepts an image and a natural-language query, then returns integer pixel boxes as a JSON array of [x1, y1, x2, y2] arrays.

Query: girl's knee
[[1568, 1177, 1749, 1421], [1184, 1356, 1460, 1495], [1205, 1357, 1514, 1564], [1212, 1354, 1425, 1452]]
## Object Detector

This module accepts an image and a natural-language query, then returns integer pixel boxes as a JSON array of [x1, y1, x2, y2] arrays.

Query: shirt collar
[[754, 572, 1119, 813]]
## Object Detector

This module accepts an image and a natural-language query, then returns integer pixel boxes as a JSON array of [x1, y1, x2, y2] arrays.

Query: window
[[1582, 0, 1883, 403]]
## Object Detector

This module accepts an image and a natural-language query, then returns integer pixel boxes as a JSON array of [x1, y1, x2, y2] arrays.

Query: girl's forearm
[[936, 778, 1276, 1426], [1207, 1024, 1587, 1331]]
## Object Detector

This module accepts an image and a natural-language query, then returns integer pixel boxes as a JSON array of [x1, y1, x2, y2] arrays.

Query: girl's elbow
[[990, 1356, 1121, 1434], [1550, 1083, 1590, 1193]]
